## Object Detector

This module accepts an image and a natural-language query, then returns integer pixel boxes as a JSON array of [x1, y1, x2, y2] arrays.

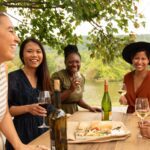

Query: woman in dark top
[[6, 37, 51, 150]]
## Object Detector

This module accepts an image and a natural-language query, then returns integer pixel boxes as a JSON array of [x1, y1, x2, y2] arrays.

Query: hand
[[119, 96, 128, 105], [27, 104, 47, 117], [89, 107, 102, 112], [69, 77, 81, 92], [139, 120, 150, 138]]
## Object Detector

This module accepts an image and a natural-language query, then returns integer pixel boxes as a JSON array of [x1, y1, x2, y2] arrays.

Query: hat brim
[[122, 41, 150, 64]]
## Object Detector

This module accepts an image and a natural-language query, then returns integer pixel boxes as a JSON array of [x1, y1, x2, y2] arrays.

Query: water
[[83, 80, 121, 107]]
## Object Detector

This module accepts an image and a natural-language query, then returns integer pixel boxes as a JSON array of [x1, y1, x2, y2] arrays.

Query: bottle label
[[109, 111, 112, 121], [102, 111, 112, 121], [49, 113, 68, 150]]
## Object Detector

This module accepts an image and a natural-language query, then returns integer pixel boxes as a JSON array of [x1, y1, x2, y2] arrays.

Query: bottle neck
[[54, 90, 61, 109], [104, 84, 108, 92]]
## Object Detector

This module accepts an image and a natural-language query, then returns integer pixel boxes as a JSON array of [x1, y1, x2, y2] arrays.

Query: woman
[[51, 44, 101, 114], [119, 41, 150, 113], [0, 12, 48, 150], [6, 37, 51, 149]]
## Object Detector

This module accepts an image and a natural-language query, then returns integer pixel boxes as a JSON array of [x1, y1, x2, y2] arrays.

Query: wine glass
[[38, 91, 51, 128], [118, 83, 127, 96], [135, 98, 150, 137], [73, 71, 82, 93]]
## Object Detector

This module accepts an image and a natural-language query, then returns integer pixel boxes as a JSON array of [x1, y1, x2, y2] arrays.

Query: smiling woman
[[51, 44, 101, 114], [119, 41, 150, 113], [5, 37, 51, 150], [0, 12, 20, 63], [0, 12, 49, 150]]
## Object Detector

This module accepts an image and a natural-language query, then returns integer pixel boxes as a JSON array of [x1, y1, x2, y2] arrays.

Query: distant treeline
[[7, 34, 150, 81]]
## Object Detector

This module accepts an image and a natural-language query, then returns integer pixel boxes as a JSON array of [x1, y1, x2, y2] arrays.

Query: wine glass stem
[[43, 116, 46, 125], [141, 118, 144, 126]]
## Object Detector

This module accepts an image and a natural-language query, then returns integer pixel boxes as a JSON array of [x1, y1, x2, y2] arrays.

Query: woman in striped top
[[0, 12, 48, 150]]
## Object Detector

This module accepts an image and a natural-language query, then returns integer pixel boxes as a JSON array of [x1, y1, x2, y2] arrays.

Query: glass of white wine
[[73, 71, 82, 93], [118, 83, 127, 96], [135, 97, 150, 137]]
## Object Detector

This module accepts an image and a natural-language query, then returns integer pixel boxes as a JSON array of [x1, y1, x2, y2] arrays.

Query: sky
[[132, 0, 150, 34], [8, 0, 150, 36], [74, 0, 150, 35]]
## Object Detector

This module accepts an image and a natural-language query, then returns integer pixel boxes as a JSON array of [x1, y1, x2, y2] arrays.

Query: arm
[[9, 104, 47, 117], [0, 108, 48, 150], [119, 77, 128, 105], [78, 99, 101, 112], [0, 107, 26, 149]]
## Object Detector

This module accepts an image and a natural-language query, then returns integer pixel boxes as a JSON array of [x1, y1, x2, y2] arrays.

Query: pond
[[83, 80, 122, 107]]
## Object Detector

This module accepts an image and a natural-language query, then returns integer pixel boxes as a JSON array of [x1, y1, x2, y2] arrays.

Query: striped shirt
[[0, 63, 7, 122]]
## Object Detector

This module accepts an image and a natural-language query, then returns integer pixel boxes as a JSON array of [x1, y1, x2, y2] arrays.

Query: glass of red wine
[[38, 91, 51, 128]]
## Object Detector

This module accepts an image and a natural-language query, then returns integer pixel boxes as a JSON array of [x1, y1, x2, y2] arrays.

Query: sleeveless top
[[0, 63, 7, 122]]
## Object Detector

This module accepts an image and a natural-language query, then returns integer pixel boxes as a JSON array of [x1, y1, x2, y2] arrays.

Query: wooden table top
[[29, 111, 150, 150]]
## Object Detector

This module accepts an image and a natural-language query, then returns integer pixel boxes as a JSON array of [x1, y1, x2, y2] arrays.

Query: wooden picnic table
[[29, 110, 150, 150]]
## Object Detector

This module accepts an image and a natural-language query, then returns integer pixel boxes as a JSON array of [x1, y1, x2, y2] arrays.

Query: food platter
[[67, 121, 131, 143]]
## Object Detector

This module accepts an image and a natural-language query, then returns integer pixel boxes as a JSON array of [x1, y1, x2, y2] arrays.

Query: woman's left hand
[[89, 107, 101, 112]]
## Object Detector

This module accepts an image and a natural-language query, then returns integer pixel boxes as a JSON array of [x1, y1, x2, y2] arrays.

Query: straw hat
[[122, 41, 150, 64]]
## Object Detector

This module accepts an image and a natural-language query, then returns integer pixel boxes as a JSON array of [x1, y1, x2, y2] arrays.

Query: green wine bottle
[[101, 80, 112, 121], [49, 79, 68, 150]]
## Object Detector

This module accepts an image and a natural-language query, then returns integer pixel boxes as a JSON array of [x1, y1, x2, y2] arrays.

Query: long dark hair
[[19, 37, 51, 91]]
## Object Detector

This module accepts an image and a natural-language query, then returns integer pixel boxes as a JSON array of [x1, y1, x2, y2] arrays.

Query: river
[[83, 80, 122, 107]]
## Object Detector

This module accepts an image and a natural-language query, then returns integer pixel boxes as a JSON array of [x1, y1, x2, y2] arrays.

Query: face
[[65, 53, 81, 75], [22, 41, 43, 69], [0, 16, 20, 63], [132, 51, 149, 72]]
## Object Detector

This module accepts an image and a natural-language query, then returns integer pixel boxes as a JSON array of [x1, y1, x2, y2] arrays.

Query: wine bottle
[[101, 80, 112, 121], [49, 79, 68, 150]]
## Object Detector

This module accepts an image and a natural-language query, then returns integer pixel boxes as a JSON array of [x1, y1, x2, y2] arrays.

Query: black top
[[6, 69, 47, 150]]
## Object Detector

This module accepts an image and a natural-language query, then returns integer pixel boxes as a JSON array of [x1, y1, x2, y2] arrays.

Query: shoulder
[[124, 71, 133, 78], [147, 70, 150, 78], [124, 71, 134, 81], [8, 69, 22, 79], [148, 70, 150, 75], [51, 69, 66, 79], [0, 63, 7, 72]]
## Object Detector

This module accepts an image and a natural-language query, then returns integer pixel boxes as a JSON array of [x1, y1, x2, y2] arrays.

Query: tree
[[0, 0, 143, 63]]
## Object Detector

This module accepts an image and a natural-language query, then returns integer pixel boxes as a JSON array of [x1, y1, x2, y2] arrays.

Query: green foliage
[[80, 50, 130, 81], [1, 0, 142, 63], [7, 33, 150, 81]]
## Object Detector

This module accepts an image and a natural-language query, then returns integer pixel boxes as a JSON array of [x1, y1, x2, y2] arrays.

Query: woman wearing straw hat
[[119, 41, 150, 113]]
